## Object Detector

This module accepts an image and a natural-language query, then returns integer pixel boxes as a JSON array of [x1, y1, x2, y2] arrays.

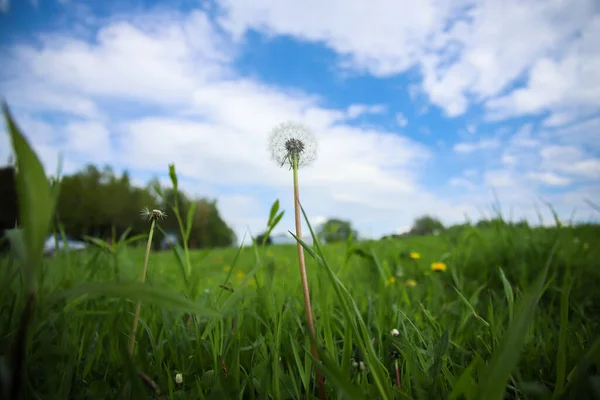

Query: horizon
[[1, 0, 599, 243]]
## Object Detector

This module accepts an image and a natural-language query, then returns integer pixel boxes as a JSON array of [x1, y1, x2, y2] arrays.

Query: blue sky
[[1, 0, 599, 242]]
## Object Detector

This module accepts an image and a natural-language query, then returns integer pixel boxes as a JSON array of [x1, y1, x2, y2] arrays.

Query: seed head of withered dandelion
[[268, 121, 317, 169], [140, 208, 167, 221]]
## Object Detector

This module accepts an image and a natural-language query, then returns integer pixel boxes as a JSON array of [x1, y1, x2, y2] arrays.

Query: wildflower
[[409, 252, 420, 260], [223, 265, 231, 272], [235, 271, 246, 279], [248, 278, 256, 286], [385, 276, 396, 286], [391, 328, 400, 337], [431, 262, 447, 272], [140, 207, 167, 221], [268, 121, 317, 169], [584, 242, 589, 250], [267, 250, 273, 257], [404, 279, 417, 287], [175, 373, 183, 384]]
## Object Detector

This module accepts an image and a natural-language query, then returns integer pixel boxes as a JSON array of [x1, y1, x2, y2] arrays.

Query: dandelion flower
[[268, 121, 317, 169], [409, 252, 421, 260], [386, 276, 396, 286], [223, 265, 231, 272], [235, 271, 246, 279], [175, 373, 183, 384], [140, 207, 167, 221], [404, 279, 417, 287], [583, 242, 589, 250], [431, 262, 447, 272]]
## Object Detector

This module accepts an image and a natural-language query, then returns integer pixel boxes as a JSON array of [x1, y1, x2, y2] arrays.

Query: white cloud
[[0, 10, 460, 241], [346, 104, 386, 119], [216, 0, 600, 122], [526, 172, 571, 187], [2, 3, 598, 243], [449, 177, 475, 190], [453, 138, 500, 154], [395, 112, 408, 127]]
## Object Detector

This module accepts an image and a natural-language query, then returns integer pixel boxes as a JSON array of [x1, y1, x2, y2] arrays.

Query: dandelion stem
[[128, 218, 157, 354], [292, 155, 327, 400]]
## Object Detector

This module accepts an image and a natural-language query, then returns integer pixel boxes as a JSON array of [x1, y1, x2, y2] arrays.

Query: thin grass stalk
[[128, 217, 157, 354], [292, 155, 327, 400]]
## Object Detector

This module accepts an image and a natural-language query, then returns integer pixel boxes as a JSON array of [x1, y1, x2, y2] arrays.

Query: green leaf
[[268, 199, 280, 227], [553, 276, 572, 399], [428, 330, 449, 381], [185, 201, 197, 241], [3, 103, 55, 293], [498, 267, 515, 325], [475, 242, 557, 400], [168, 163, 178, 192], [53, 282, 222, 318], [84, 236, 115, 254]]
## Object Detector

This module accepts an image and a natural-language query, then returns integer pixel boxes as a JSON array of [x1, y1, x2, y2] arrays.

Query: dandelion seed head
[[268, 121, 317, 169], [391, 328, 400, 337], [140, 207, 168, 221], [175, 373, 183, 384]]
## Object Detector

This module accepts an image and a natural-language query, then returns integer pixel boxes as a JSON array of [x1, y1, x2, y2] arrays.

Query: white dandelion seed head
[[268, 121, 317, 169], [175, 373, 183, 384], [391, 328, 400, 337], [140, 207, 168, 221]]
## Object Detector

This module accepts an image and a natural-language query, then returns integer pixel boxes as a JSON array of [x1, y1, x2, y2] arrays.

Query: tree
[[410, 215, 445, 236], [319, 218, 357, 243], [255, 231, 273, 246]]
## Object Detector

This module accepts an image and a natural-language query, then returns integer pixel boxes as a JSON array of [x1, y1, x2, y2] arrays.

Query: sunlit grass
[[1, 103, 600, 399]]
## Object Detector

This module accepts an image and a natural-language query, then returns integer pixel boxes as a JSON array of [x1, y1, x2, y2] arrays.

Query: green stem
[[128, 218, 156, 354], [292, 156, 327, 400]]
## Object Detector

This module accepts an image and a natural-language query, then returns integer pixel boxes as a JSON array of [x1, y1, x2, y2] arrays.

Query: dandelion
[[223, 265, 231, 271], [235, 270, 246, 280], [268, 121, 325, 399], [409, 251, 421, 259], [129, 208, 167, 355], [268, 121, 317, 169], [386, 276, 396, 286], [431, 262, 447, 272], [404, 279, 417, 287], [583, 242, 589, 250], [175, 373, 183, 384], [140, 207, 167, 221]]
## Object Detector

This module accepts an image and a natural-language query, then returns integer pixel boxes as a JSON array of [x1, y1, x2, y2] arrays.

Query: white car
[[43, 234, 88, 255]]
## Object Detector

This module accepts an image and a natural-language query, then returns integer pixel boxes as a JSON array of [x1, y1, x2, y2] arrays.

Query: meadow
[[1, 105, 600, 400]]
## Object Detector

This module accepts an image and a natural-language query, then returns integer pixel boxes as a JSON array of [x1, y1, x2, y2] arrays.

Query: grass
[[1, 104, 600, 399]]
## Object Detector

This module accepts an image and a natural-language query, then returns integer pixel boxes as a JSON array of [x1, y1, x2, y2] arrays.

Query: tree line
[[0, 164, 236, 251]]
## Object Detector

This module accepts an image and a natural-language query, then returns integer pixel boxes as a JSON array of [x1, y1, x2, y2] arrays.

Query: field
[[2, 106, 600, 400], [2, 216, 600, 399]]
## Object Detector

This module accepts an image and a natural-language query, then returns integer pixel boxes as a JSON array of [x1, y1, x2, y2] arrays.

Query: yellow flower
[[248, 278, 256, 286], [223, 265, 231, 272], [404, 279, 417, 287], [583, 242, 589, 250], [431, 262, 447, 272], [385, 276, 396, 286], [409, 252, 421, 260], [267, 250, 273, 257], [235, 271, 246, 279]]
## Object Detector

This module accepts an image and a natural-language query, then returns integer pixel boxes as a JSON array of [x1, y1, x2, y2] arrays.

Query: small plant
[[128, 207, 167, 354], [268, 121, 326, 399]]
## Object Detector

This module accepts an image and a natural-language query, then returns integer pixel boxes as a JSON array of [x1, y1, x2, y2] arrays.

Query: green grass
[[2, 103, 600, 399], [2, 221, 600, 399]]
